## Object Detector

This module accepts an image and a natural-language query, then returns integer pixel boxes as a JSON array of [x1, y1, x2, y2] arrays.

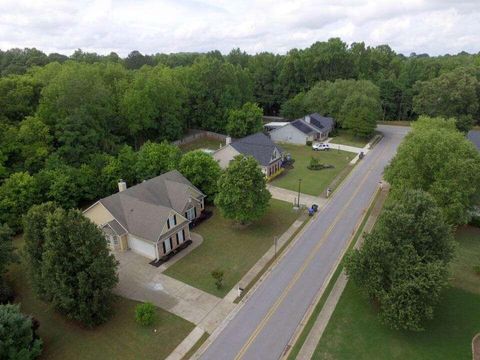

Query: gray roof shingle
[[309, 113, 334, 133], [99, 170, 204, 242], [230, 132, 283, 166]]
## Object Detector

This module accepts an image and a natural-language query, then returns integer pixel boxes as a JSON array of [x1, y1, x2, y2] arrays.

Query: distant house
[[213, 132, 284, 177], [270, 113, 334, 145], [83, 170, 205, 261], [468, 130, 480, 151]]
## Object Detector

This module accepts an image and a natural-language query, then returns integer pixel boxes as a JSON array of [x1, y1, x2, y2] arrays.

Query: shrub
[[307, 157, 334, 170], [135, 302, 156, 326], [211, 269, 224, 289], [306, 140, 312, 146]]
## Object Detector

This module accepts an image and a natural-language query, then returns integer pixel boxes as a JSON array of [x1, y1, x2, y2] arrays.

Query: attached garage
[[127, 234, 156, 260]]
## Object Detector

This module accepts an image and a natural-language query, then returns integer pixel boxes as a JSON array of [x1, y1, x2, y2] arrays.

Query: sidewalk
[[296, 185, 389, 360], [267, 184, 326, 207]]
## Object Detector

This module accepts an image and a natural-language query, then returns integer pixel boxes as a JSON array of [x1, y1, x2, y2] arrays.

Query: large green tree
[[385, 116, 480, 225], [178, 150, 222, 200], [0, 304, 43, 359], [340, 91, 381, 137], [183, 56, 253, 132], [215, 155, 271, 224], [413, 67, 480, 130], [135, 141, 181, 181], [0, 172, 39, 231], [226, 102, 263, 138], [120, 65, 187, 147], [40, 208, 118, 327], [345, 189, 454, 331]]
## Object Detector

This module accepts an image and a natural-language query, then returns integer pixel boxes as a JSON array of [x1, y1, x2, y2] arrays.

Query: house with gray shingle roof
[[212, 132, 284, 178], [83, 170, 205, 260], [269, 113, 334, 145]]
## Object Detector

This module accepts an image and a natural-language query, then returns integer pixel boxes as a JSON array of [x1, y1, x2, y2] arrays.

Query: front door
[[163, 237, 172, 254]]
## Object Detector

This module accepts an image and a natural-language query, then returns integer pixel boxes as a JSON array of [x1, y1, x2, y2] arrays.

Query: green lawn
[[164, 199, 299, 297], [272, 144, 356, 196], [329, 129, 371, 148], [179, 137, 223, 153], [8, 239, 194, 360], [312, 226, 480, 360]]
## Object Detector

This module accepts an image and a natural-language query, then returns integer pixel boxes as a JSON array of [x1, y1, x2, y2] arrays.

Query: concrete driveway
[[114, 233, 235, 333]]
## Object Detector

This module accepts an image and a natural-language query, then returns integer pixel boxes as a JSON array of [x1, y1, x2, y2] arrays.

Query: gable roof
[[98, 170, 204, 242], [468, 130, 480, 151], [230, 132, 283, 166], [308, 113, 334, 133]]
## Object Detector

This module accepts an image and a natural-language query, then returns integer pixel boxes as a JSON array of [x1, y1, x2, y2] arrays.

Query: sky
[[0, 0, 479, 57]]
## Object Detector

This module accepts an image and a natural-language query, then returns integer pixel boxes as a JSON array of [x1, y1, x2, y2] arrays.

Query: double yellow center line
[[234, 140, 390, 360]]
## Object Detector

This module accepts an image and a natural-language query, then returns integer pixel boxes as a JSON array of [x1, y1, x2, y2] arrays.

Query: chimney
[[305, 115, 311, 123], [118, 179, 127, 192], [226, 136, 232, 145]]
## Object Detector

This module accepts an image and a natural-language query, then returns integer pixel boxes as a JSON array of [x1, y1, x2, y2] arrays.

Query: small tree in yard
[[0, 304, 43, 359], [179, 150, 222, 200], [135, 302, 156, 326], [215, 155, 271, 225], [211, 269, 224, 289], [345, 189, 454, 331], [40, 208, 118, 327]]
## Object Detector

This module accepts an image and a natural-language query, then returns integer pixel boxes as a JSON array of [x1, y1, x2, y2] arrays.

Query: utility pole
[[274, 237, 278, 260]]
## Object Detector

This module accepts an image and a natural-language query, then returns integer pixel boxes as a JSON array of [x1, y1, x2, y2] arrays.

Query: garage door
[[127, 234, 156, 259]]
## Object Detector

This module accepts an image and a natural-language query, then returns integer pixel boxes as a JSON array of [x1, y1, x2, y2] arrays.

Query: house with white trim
[[270, 113, 334, 145], [83, 170, 205, 261]]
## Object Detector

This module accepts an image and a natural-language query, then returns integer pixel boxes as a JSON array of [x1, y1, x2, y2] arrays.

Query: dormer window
[[167, 214, 177, 229]]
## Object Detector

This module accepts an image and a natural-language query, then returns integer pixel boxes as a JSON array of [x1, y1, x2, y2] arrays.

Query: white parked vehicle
[[312, 143, 330, 151]]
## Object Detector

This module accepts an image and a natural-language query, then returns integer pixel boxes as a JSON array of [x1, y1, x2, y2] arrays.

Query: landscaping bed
[[164, 199, 299, 297], [272, 144, 355, 196], [7, 237, 194, 360], [311, 226, 480, 360]]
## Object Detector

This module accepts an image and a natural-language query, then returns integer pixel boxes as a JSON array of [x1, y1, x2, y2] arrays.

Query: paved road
[[199, 125, 409, 360]]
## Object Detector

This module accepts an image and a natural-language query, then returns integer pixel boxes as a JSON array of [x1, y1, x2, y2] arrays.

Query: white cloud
[[0, 0, 478, 56]]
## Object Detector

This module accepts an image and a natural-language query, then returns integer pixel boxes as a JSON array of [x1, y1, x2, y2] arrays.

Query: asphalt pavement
[[199, 125, 409, 360]]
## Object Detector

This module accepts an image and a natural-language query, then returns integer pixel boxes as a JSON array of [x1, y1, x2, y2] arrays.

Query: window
[[167, 214, 176, 229], [163, 237, 172, 254], [201, 198, 204, 209], [185, 207, 196, 221], [177, 230, 184, 244]]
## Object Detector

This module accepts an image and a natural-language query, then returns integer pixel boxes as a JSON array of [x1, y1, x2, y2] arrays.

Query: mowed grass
[[8, 238, 194, 360], [179, 137, 223, 153], [272, 144, 355, 196], [312, 226, 480, 360], [164, 199, 299, 297], [329, 129, 371, 148]]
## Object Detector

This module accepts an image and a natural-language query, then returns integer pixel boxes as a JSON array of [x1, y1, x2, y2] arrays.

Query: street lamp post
[[297, 178, 302, 207]]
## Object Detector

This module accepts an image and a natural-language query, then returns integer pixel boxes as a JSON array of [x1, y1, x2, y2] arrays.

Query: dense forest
[[0, 38, 479, 230]]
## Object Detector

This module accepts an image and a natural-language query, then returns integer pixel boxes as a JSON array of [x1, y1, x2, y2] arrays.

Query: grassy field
[[179, 137, 223, 153], [164, 199, 299, 297], [272, 144, 355, 196], [329, 129, 370, 147], [312, 226, 480, 360], [8, 239, 194, 360]]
